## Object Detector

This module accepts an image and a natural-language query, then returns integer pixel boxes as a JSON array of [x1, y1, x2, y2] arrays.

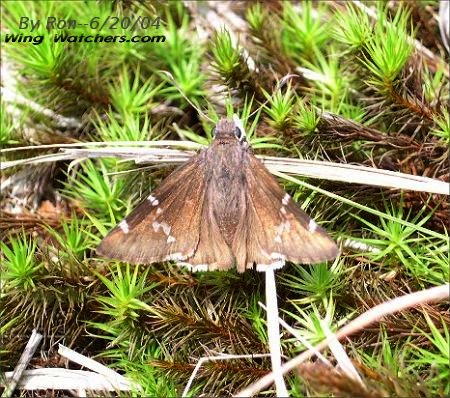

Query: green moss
[[1, 1, 448, 396]]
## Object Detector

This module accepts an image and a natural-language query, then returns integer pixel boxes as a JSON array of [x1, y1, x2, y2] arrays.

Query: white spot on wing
[[119, 220, 129, 234], [282, 193, 290, 206], [280, 207, 287, 215], [275, 221, 290, 235], [160, 222, 171, 236], [284, 220, 291, 231], [167, 235, 176, 243], [152, 221, 171, 236], [156, 207, 163, 214], [275, 224, 283, 235], [148, 195, 159, 206], [164, 252, 186, 261], [308, 219, 318, 233]]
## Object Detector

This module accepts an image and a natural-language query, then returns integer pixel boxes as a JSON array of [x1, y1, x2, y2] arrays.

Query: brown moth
[[97, 118, 339, 272]]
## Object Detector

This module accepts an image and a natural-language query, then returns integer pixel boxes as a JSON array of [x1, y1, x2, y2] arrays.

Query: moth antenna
[[247, 74, 300, 120], [159, 70, 214, 123]]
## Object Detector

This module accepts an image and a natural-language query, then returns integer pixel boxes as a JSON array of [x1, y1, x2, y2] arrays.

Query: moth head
[[212, 118, 246, 142]]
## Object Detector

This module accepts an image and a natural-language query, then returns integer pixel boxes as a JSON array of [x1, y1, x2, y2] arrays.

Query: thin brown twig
[[2, 329, 43, 398]]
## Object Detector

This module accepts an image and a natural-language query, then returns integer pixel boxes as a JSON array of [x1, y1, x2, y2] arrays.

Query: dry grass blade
[[57, 345, 139, 390], [264, 269, 288, 396], [264, 158, 449, 195], [0, 344, 138, 395], [1, 369, 134, 392], [2, 144, 448, 195]]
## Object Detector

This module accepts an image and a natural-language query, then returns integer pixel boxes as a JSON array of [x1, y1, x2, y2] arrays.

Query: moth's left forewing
[[97, 148, 237, 272], [232, 153, 339, 272], [97, 154, 206, 264]]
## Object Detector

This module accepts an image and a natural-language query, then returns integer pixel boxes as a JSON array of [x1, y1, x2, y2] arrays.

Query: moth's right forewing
[[233, 153, 339, 272]]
